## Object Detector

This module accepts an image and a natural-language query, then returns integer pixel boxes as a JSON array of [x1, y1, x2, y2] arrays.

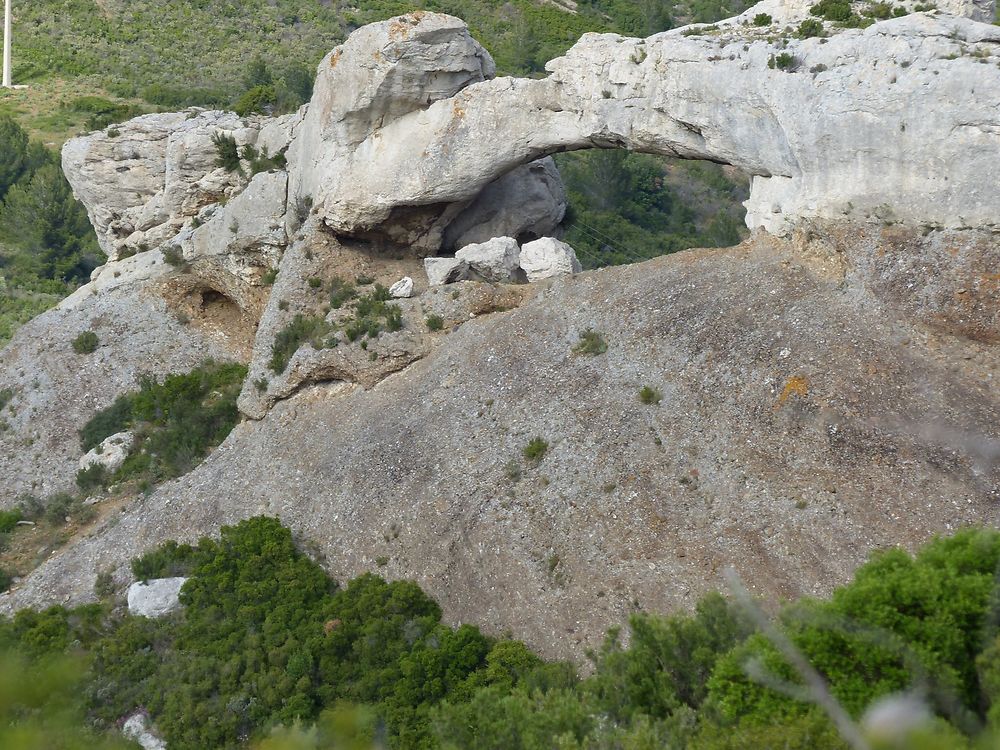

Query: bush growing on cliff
[[71, 330, 99, 354], [76, 360, 247, 486], [270, 314, 331, 373]]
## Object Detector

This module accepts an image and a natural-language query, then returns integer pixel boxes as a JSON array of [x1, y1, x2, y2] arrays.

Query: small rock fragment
[[389, 276, 415, 298]]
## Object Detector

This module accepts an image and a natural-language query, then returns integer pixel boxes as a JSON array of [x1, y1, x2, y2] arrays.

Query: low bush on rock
[[77, 360, 246, 486], [270, 314, 332, 373], [522, 437, 549, 463], [71, 330, 99, 354], [573, 329, 608, 356]]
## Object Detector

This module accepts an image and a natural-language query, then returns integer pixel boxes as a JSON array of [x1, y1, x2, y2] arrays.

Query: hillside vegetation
[[2, 518, 1000, 748]]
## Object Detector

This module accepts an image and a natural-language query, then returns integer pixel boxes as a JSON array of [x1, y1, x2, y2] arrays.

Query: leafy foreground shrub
[[77, 360, 246, 486], [72, 330, 99, 354], [5, 524, 1000, 749]]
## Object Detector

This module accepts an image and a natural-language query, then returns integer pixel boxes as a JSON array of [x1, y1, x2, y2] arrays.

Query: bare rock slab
[[127, 577, 188, 618]]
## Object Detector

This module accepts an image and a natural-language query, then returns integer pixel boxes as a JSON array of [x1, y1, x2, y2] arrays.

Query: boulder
[[123, 712, 168, 750], [127, 577, 188, 618], [519, 237, 583, 282], [442, 159, 567, 250], [424, 257, 470, 286], [455, 237, 522, 283], [288, 11, 496, 238], [78, 431, 136, 476], [389, 277, 415, 298]]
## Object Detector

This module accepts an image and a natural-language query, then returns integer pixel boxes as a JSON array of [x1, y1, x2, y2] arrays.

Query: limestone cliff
[[1, 3, 999, 658]]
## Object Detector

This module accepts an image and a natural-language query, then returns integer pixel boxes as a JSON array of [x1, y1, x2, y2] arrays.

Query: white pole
[[2, 0, 11, 88]]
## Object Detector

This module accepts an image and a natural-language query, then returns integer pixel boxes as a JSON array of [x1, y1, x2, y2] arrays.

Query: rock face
[[308, 12, 1000, 238], [5, 227, 998, 660], [442, 159, 567, 251], [78, 431, 136, 475], [519, 238, 583, 281], [127, 577, 187, 618]]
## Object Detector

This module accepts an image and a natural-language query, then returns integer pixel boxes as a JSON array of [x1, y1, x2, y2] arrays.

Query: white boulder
[[78, 431, 136, 475], [424, 257, 470, 286], [455, 237, 522, 283], [389, 277, 415, 298], [127, 577, 188, 618], [519, 238, 583, 282], [123, 712, 168, 750]]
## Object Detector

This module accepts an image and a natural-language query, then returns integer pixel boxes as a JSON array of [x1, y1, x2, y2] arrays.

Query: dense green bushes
[[0, 116, 102, 346], [77, 361, 247, 488], [555, 150, 748, 268], [5, 522, 1000, 748]]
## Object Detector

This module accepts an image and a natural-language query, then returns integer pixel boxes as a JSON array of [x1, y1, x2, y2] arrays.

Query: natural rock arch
[[288, 11, 1000, 244]]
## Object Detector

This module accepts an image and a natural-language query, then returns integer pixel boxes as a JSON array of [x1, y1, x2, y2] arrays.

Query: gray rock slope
[[4, 226, 998, 659], [0, 253, 240, 497]]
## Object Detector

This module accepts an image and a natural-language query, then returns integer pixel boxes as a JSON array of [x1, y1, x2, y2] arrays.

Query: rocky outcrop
[[4, 226, 998, 660], [127, 577, 187, 618], [307, 12, 1000, 238], [62, 110, 297, 263], [78, 431, 136, 476], [4, 4, 1000, 662]]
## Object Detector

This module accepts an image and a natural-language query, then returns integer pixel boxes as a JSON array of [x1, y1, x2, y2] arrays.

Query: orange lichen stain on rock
[[388, 19, 412, 41], [980, 273, 1000, 293], [452, 99, 467, 119], [775, 375, 809, 408], [329, 49, 342, 68]]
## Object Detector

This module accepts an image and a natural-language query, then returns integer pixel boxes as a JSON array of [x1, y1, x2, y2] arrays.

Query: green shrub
[[810, 0, 854, 21], [0, 509, 22, 534], [77, 361, 246, 486], [639, 386, 662, 405], [0, 567, 12, 592], [797, 18, 824, 37], [270, 314, 330, 372], [211, 132, 241, 172], [0, 387, 14, 412], [343, 286, 402, 342], [753, 12, 773, 25], [162, 245, 186, 268], [329, 276, 356, 309], [573, 329, 608, 356], [769, 52, 797, 70], [425, 314, 444, 331], [71, 330, 99, 354], [93, 571, 116, 599], [308, 277, 323, 289], [234, 84, 277, 116], [76, 463, 108, 491], [522, 437, 549, 463]]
